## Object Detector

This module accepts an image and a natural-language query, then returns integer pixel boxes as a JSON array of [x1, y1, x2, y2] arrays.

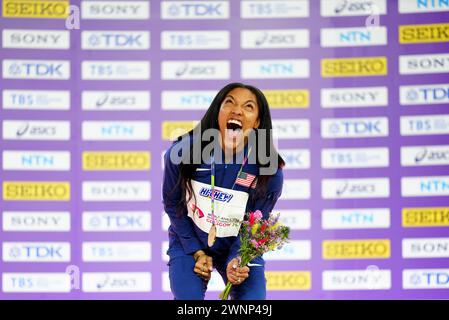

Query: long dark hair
[[171, 82, 285, 214]]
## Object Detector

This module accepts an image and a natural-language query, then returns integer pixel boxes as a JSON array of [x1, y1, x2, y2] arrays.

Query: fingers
[[226, 259, 250, 285], [194, 255, 213, 281], [206, 256, 213, 272]]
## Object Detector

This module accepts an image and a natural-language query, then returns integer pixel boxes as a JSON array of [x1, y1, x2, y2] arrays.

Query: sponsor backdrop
[[0, 0, 448, 299]]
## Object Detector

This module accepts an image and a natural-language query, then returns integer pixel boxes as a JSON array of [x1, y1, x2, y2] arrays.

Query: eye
[[245, 104, 254, 110], [224, 98, 233, 104]]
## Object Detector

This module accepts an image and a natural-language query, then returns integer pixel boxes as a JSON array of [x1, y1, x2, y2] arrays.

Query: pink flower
[[251, 239, 259, 248], [253, 210, 263, 220]]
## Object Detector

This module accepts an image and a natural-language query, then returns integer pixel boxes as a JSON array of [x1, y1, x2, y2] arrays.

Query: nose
[[230, 103, 243, 116]]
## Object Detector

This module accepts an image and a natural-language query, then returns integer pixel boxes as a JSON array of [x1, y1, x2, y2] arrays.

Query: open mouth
[[225, 119, 243, 140], [226, 119, 242, 131]]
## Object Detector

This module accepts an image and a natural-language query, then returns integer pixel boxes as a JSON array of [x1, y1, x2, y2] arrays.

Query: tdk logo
[[418, 271, 449, 285], [3, 243, 70, 262], [170, 3, 223, 16], [402, 85, 449, 105], [163, 1, 229, 19], [89, 33, 143, 47], [82, 31, 149, 50], [327, 119, 386, 136], [199, 188, 233, 203], [3, 60, 70, 79], [88, 215, 145, 228], [404, 269, 449, 289]]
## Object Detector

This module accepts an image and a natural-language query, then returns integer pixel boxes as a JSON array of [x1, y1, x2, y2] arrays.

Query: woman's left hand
[[226, 258, 249, 285]]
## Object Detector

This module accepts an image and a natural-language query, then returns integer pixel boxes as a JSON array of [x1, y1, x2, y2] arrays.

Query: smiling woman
[[162, 82, 285, 300]]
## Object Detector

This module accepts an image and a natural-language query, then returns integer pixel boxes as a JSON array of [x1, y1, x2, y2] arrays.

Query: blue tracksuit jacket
[[162, 137, 283, 265]]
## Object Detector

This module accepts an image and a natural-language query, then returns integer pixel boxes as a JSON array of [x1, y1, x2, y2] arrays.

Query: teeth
[[227, 119, 242, 127]]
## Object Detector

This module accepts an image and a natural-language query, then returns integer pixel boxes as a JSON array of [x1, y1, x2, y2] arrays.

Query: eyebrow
[[226, 94, 256, 104]]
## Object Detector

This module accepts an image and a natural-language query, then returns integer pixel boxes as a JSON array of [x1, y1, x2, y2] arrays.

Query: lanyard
[[207, 146, 252, 247]]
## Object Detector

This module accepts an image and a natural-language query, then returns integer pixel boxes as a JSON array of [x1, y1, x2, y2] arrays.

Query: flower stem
[[219, 282, 233, 300]]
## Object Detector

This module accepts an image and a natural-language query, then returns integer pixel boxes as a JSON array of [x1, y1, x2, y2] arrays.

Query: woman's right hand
[[193, 250, 213, 281]]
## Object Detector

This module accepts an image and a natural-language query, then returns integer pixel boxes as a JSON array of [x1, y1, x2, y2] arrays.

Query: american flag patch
[[235, 172, 257, 188]]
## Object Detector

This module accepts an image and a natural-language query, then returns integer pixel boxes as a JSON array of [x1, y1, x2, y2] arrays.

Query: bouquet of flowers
[[219, 210, 290, 300]]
